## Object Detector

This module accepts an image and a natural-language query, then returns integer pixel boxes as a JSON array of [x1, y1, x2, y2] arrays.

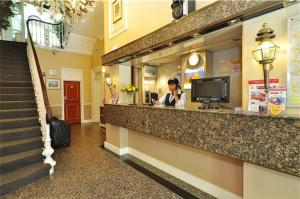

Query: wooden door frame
[[61, 68, 84, 123]]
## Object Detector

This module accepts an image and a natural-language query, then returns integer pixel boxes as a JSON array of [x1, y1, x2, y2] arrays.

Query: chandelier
[[32, 0, 96, 24]]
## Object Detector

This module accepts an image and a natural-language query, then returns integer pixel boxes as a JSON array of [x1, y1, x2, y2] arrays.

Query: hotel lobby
[[0, 0, 299, 199]]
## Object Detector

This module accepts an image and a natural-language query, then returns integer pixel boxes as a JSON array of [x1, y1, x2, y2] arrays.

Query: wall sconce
[[252, 23, 279, 92], [101, 66, 106, 73], [104, 72, 114, 98]]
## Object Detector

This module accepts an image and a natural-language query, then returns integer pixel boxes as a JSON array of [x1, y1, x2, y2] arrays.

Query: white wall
[[212, 47, 242, 107]]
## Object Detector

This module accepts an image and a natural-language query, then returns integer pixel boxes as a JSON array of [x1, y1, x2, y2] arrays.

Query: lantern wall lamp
[[252, 23, 280, 93]]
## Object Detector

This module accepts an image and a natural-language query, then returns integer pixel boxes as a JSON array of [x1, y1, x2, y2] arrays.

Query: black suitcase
[[50, 119, 71, 148]]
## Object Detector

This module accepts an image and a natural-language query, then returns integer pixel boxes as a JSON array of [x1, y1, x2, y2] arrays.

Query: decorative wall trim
[[50, 104, 62, 107], [82, 119, 93, 124], [101, 0, 283, 65], [104, 143, 241, 199]]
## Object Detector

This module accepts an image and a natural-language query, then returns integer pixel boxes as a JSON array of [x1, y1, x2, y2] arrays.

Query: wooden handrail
[[26, 17, 64, 124]]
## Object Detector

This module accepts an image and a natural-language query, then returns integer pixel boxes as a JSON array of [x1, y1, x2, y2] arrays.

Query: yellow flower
[[132, 86, 136, 91]]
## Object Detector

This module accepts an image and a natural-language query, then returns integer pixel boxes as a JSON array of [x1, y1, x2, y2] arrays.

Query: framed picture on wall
[[109, 0, 128, 39], [183, 67, 205, 89], [46, 79, 60, 90], [287, 15, 300, 107], [112, 0, 122, 24]]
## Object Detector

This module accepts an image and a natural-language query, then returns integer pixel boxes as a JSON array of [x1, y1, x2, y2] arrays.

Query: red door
[[64, 81, 81, 124]]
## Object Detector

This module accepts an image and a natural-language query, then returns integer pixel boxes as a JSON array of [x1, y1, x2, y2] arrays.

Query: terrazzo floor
[[1, 123, 194, 199]]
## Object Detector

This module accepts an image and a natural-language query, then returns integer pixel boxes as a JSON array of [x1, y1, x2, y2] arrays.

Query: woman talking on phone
[[156, 78, 186, 107]]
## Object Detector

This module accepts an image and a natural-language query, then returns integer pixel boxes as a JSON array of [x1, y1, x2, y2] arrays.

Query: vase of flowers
[[121, 85, 138, 104]]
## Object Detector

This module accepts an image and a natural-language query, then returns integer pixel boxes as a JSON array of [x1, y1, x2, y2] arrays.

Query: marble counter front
[[104, 104, 300, 177]]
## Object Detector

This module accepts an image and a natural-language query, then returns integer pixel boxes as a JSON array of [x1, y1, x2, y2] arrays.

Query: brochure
[[268, 87, 287, 116], [248, 79, 279, 113]]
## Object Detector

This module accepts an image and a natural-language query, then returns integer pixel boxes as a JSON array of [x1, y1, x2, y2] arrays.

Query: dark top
[[165, 93, 181, 106]]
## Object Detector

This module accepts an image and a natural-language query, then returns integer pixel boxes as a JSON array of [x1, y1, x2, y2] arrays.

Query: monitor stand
[[198, 99, 214, 109]]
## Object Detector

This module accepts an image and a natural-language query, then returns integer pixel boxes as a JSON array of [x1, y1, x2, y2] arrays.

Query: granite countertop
[[104, 104, 300, 177], [106, 103, 300, 120]]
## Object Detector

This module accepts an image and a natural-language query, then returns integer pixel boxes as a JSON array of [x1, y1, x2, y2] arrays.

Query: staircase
[[0, 40, 50, 196]]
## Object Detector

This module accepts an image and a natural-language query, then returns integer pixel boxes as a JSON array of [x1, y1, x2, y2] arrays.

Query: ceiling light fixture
[[33, 0, 96, 25]]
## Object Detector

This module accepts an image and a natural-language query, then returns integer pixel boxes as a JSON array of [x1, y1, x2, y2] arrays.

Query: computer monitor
[[191, 76, 230, 109]]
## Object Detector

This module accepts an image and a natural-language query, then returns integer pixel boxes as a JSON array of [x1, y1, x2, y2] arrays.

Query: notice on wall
[[248, 79, 279, 113], [287, 15, 300, 107], [231, 62, 240, 75]]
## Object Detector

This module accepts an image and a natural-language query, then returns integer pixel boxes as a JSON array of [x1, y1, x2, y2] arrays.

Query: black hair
[[167, 78, 179, 85], [168, 78, 182, 91]]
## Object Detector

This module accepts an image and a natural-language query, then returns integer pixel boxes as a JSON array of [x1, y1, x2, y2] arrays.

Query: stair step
[[0, 69, 31, 76], [0, 58, 28, 65], [0, 108, 37, 119], [0, 136, 42, 157], [0, 162, 50, 196], [0, 94, 35, 101], [0, 51, 27, 57], [0, 87, 34, 94], [0, 64, 29, 71], [0, 149, 43, 174], [0, 55, 28, 62], [0, 45, 27, 52], [0, 74, 32, 82], [0, 61, 29, 68], [0, 47, 27, 54], [0, 116, 40, 130], [0, 80, 32, 87], [0, 100, 36, 110], [0, 40, 27, 46], [0, 126, 41, 143]]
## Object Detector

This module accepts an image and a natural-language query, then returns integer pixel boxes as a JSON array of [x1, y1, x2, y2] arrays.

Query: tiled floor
[[2, 123, 213, 199], [1, 123, 184, 199]]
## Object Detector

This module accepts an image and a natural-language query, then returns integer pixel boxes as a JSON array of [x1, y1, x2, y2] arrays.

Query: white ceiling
[[70, 1, 104, 39]]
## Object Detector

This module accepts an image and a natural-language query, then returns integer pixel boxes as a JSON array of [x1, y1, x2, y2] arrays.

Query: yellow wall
[[242, 4, 300, 110], [91, 38, 105, 69], [103, 0, 218, 54], [103, 0, 172, 53], [36, 47, 92, 119]]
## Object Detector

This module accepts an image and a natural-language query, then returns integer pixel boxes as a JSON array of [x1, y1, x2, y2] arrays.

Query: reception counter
[[104, 104, 300, 199]]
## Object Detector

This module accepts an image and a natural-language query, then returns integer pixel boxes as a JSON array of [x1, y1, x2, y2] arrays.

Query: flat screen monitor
[[191, 76, 230, 103]]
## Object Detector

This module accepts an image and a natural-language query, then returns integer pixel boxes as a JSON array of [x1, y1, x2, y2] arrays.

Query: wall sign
[[231, 62, 240, 74]]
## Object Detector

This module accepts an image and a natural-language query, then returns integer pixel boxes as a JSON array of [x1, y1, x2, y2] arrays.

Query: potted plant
[[0, 1, 15, 38], [120, 85, 138, 104]]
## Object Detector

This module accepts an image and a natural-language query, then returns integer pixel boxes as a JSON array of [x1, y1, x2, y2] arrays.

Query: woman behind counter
[[156, 78, 186, 107]]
